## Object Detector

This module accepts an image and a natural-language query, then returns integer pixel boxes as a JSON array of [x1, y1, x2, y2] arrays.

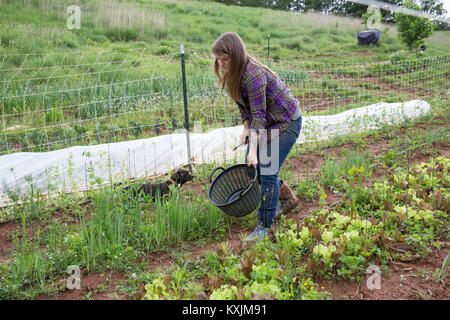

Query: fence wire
[[0, 47, 449, 156]]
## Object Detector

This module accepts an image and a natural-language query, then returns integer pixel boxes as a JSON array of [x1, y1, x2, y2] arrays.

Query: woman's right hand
[[240, 129, 249, 144]]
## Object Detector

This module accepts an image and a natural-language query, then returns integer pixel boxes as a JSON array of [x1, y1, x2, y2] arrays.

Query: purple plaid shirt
[[236, 63, 299, 141]]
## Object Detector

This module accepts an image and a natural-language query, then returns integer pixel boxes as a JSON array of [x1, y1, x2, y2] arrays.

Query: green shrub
[[188, 32, 208, 43], [283, 39, 304, 51], [104, 28, 139, 42], [56, 37, 78, 48], [45, 109, 62, 124], [302, 35, 313, 44], [154, 46, 171, 56], [394, 0, 435, 50], [88, 33, 109, 43], [249, 18, 259, 28], [310, 27, 327, 36], [164, 2, 177, 10], [1, 33, 15, 47]]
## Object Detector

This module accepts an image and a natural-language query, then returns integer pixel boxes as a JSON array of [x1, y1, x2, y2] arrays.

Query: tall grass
[[9, 218, 47, 286], [77, 185, 227, 270], [319, 147, 371, 189], [0, 175, 228, 296], [0, 216, 55, 298], [140, 186, 226, 249], [0, 0, 166, 34]]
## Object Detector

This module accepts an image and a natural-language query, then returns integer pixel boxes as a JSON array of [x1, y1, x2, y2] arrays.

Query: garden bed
[[0, 114, 447, 300]]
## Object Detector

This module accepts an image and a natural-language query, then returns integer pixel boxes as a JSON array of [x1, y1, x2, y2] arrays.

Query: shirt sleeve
[[244, 68, 267, 133], [236, 102, 249, 123]]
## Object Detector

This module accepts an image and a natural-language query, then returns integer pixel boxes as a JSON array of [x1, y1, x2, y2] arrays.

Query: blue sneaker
[[242, 222, 269, 248]]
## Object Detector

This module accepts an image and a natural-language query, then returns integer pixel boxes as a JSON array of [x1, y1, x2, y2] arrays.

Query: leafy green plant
[[295, 178, 319, 202], [433, 251, 449, 282], [45, 109, 62, 123], [141, 224, 330, 300], [394, 0, 435, 50]]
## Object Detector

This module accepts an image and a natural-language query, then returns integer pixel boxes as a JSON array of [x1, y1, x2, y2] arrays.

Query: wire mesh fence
[[1, 47, 448, 156], [0, 45, 448, 203]]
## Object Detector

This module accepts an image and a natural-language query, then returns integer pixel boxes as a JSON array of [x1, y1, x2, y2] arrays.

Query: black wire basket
[[208, 164, 260, 217]]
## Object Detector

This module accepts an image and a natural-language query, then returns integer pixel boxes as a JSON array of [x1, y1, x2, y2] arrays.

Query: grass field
[[0, 0, 449, 301]]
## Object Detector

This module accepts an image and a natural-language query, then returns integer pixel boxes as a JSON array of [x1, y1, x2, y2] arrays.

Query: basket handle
[[238, 166, 258, 197], [238, 181, 253, 198], [209, 166, 225, 184]]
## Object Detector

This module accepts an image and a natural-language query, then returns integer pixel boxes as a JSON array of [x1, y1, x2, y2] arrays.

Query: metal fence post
[[180, 44, 193, 173]]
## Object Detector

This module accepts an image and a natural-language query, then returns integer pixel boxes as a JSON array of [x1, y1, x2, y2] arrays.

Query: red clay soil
[[0, 221, 17, 265], [315, 243, 449, 300], [35, 270, 129, 300]]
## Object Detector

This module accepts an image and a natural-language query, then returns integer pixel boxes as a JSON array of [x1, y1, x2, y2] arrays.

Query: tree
[[211, 0, 448, 27], [331, 0, 367, 17], [375, 0, 404, 24], [420, 0, 446, 16], [303, 0, 334, 13], [394, 0, 436, 50], [419, 0, 448, 29]]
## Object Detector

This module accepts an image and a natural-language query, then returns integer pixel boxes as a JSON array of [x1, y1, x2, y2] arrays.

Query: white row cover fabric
[[0, 100, 430, 206]]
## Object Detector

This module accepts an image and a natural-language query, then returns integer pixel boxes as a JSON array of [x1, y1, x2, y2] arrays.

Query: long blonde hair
[[211, 32, 277, 102]]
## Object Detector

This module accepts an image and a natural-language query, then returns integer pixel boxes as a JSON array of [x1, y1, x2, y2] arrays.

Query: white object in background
[[0, 99, 430, 206]]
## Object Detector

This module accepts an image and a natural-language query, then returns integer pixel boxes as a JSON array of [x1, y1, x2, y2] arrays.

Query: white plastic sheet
[[0, 99, 430, 206]]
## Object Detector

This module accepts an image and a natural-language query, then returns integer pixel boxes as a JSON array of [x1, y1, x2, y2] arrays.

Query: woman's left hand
[[247, 150, 258, 167]]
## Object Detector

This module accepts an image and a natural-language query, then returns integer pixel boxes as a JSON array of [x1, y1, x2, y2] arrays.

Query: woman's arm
[[243, 119, 250, 130], [240, 120, 250, 144], [247, 129, 259, 167]]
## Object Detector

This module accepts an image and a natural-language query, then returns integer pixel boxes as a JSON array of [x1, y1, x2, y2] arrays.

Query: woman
[[211, 32, 302, 245]]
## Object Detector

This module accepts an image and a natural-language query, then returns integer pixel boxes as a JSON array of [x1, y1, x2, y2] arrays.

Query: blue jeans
[[245, 116, 302, 228]]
